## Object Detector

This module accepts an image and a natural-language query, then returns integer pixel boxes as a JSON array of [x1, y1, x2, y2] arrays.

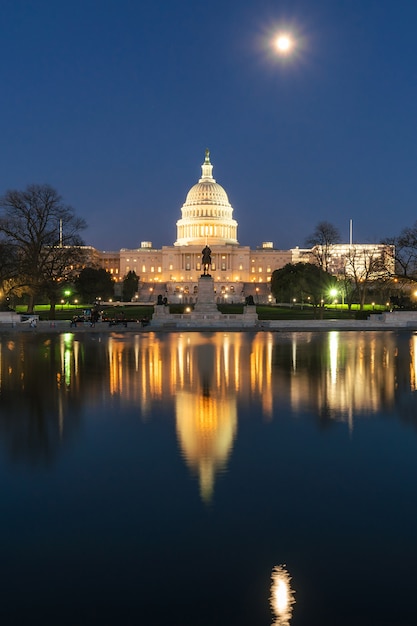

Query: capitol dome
[[175, 150, 238, 246], [185, 180, 230, 206]]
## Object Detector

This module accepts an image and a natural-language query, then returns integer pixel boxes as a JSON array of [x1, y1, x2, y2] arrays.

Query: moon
[[275, 34, 293, 54]]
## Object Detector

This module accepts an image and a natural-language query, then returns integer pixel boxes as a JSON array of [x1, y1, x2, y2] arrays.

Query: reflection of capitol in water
[[176, 391, 237, 502], [97, 331, 411, 422], [284, 331, 398, 423], [1, 330, 417, 482]]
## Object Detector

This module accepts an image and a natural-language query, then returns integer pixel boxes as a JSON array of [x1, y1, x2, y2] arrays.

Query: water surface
[[1, 330, 417, 625]]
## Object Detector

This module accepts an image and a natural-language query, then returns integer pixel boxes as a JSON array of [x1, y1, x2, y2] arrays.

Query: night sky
[[1, 0, 416, 251]]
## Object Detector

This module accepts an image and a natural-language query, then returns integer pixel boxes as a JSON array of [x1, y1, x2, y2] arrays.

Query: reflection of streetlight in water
[[270, 565, 295, 626]]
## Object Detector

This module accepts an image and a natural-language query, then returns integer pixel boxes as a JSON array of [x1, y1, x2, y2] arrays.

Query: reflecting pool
[[1, 330, 417, 625]]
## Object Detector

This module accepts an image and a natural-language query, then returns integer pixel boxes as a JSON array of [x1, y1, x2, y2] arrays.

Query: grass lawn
[[16, 303, 154, 321], [15, 302, 388, 321]]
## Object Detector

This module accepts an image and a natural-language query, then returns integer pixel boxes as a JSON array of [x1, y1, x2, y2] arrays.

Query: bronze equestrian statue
[[201, 245, 212, 276]]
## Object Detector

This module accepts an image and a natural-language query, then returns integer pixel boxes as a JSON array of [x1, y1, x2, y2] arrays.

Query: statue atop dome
[[205, 148, 210, 163]]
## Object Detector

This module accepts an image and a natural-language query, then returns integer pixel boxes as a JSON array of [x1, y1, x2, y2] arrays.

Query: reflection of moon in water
[[270, 565, 295, 625]]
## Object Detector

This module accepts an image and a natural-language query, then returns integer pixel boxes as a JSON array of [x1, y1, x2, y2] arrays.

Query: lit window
[[142, 265, 146, 273], [151, 266, 155, 273]]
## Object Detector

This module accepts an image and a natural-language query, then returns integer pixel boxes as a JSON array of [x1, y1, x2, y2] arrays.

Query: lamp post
[[64, 289, 71, 308], [330, 288, 338, 310]]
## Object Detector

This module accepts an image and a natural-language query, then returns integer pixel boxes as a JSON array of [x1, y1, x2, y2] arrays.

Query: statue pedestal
[[152, 304, 169, 319], [151, 276, 258, 328], [193, 276, 219, 314], [243, 305, 258, 322]]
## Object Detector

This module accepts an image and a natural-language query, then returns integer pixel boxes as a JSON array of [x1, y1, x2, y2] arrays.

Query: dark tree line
[[271, 262, 337, 317], [122, 270, 139, 301], [75, 267, 115, 303]]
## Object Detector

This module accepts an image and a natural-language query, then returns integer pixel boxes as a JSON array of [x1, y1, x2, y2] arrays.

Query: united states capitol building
[[92, 150, 394, 303]]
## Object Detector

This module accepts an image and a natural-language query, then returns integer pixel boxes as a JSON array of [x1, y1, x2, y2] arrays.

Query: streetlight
[[64, 289, 71, 308], [329, 287, 345, 309], [329, 288, 338, 310]]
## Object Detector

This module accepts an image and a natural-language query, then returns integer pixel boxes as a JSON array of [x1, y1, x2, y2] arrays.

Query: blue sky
[[1, 0, 416, 251]]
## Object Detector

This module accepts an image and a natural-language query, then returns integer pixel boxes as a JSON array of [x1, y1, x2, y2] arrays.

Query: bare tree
[[343, 245, 390, 310], [382, 221, 417, 279], [305, 221, 341, 272], [0, 184, 87, 315]]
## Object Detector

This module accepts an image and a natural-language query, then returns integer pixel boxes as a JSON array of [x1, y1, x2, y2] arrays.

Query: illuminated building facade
[[92, 151, 394, 302], [292, 243, 395, 278]]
